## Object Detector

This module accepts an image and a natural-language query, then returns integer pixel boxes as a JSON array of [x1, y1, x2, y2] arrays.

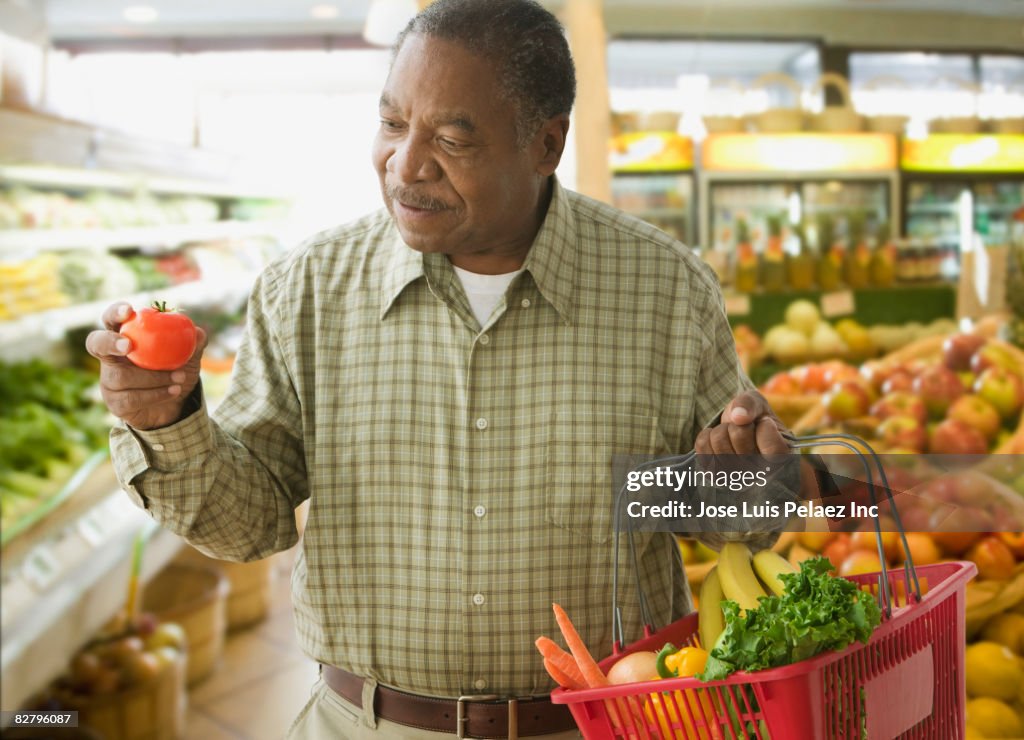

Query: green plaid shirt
[[110, 178, 750, 698]]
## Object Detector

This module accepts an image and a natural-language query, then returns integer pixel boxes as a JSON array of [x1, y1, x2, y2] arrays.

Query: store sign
[[724, 294, 751, 316], [820, 290, 856, 318], [901, 134, 1024, 173], [702, 133, 898, 172], [610, 132, 694, 172]]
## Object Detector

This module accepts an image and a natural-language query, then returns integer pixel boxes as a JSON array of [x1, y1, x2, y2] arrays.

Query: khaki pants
[[287, 679, 583, 740]]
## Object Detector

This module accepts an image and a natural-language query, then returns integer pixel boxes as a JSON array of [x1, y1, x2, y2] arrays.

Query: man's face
[[372, 33, 555, 266]]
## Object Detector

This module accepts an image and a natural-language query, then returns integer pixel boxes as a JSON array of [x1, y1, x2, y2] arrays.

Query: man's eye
[[440, 138, 466, 149], [380, 119, 403, 130]]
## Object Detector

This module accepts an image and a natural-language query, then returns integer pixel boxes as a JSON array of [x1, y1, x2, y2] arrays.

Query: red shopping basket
[[552, 433, 977, 739], [552, 560, 975, 739]]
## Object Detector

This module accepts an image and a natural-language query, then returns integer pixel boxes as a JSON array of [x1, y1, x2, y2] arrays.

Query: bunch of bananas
[[698, 542, 797, 650]]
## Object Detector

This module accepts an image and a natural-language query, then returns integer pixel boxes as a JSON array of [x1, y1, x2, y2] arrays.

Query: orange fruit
[[896, 533, 942, 566], [967, 537, 1017, 581], [839, 550, 882, 577]]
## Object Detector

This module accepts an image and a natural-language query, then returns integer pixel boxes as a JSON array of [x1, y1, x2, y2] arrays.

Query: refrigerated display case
[[901, 134, 1024, 277], [609, 131, 696, 246], [699, 133, 900, 293]]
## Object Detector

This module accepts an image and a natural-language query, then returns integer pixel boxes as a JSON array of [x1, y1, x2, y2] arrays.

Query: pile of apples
[[54, 613, 187, 698], [761, 360, 861, 397], [819, 333, 1024, 454]]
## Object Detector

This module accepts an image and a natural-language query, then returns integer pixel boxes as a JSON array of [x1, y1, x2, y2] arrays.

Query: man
[[86, 1, 788, 737]]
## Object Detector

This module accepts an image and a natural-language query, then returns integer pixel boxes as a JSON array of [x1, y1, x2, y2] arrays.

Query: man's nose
[[389, 137, 437, 184]]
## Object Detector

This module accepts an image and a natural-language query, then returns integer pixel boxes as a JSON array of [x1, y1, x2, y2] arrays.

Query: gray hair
[[394, 0, 576, 148]]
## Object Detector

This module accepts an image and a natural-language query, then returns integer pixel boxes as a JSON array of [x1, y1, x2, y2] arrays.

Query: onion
[[606, 651, 659, 685]]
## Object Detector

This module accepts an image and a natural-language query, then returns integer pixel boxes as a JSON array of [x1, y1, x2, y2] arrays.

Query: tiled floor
[[183, 548, 318, 740]]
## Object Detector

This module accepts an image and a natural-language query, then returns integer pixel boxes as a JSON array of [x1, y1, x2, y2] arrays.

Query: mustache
[[385, 185, 451, 211]]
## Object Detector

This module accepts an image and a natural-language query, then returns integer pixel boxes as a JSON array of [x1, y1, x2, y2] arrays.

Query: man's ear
[[534, 114, 570, 176]]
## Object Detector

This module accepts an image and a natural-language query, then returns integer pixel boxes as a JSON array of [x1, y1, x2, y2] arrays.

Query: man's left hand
[[695, 390, 790, 455]]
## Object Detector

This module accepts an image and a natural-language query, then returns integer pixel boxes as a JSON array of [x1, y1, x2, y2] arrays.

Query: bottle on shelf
[[869, 220, 897, 287], [844, 213, 871, 289], [816, 214, 843, 291], [786, 222, 816, 291], [733, 217, 759, 293], [760, 214, 787, 293]]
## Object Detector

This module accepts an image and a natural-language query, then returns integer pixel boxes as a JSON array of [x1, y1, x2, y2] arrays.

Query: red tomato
[[120, 302, 197, 371]]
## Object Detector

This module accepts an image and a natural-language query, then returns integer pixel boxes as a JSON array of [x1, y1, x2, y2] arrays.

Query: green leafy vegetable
[[699, 556, 882, 681]]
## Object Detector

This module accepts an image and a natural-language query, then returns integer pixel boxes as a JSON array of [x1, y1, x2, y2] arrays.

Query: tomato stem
[[150, 300, 181, 313]]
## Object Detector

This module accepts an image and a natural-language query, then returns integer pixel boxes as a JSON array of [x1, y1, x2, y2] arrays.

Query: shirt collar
[[521, 176, 576, 325], [378, 176, 578, 323], [379, 222, 426, 319]]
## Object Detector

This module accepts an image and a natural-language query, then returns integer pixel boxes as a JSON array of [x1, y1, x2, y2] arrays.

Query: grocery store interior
[[1, 0, 1024, 738]]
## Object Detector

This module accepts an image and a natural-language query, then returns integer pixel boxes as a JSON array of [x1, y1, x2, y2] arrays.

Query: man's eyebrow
[[378, 94, 476, 134], [432, 112, 476, 133]]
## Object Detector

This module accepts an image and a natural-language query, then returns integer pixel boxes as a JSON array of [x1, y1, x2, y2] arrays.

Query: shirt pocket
[[545, 411, 668, 544]]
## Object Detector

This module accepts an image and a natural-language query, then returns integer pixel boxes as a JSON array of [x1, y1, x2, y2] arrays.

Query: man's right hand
[[86, 302, 208, 431]]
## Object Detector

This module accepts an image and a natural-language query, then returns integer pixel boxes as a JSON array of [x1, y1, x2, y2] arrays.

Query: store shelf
[[0, 273, 258, 349], [0, 220, 286, 254], [723, 282, 957, 333], [907, 204, 959, 215], [0, 109, 287, 199], [0, 460, 185, 712]]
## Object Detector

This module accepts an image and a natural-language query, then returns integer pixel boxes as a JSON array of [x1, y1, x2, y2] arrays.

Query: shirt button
[[478, 334, 490, 345], [474, 505, 486, 518], [151, 443, 165, 452], [472, 593, 485, 606], [474, 679, 487, 690], [475, 417, 488, 430], [521, 298, 531, 308]]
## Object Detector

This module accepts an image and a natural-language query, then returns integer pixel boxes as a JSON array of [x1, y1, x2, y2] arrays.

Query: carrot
[[552, 603, 608, 687], [543, 658, 588, 690], [536, 636, 588, 689], [551, 603, 652, 739]]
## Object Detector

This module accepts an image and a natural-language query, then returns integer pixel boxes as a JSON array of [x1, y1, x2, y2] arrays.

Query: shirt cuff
[[109, 397, 214, 501]]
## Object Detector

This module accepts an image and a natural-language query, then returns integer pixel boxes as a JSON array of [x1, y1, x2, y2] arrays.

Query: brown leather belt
[[320, 664, 577, 738]]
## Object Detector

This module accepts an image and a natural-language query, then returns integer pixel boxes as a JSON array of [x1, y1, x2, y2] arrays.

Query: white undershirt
[[452, 265, 523, 327]]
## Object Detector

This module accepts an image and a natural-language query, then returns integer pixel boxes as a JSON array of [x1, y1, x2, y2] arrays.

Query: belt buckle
[[456, 694, 519, 740]]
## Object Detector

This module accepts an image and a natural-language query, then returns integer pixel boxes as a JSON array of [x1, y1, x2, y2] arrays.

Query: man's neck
[[448, 178, 554, 275]]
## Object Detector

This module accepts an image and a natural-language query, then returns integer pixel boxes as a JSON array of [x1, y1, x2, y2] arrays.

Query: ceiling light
[[122, 5, 158, 23], [310, 4, 340, 20], [363, 0, 418, 47]]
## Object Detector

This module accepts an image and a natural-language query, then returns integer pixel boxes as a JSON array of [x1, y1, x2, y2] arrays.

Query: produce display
[[54, 615, 187, 698], [754, 298, 956, 366], [0, 187, 220, 230], [0, 360, 109, 539], [795, 332, 1024, 455], [26, 612, 190, 740], [0, 253, 69, 320]]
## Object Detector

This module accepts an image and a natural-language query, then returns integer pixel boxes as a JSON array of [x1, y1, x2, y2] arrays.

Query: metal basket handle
[[610, 432, 923, 652]]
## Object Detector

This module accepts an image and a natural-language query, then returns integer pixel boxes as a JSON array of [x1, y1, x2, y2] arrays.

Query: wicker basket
[[747, 72, 805, 133], [173, 546, 277, 631], [807, 72, 863, 132], [56, 650, 186, 740], [860, 75, 910, 134], [988, 117, 1024, 134], [142, 565, 228, 686], [223, 559, 275, 631]]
